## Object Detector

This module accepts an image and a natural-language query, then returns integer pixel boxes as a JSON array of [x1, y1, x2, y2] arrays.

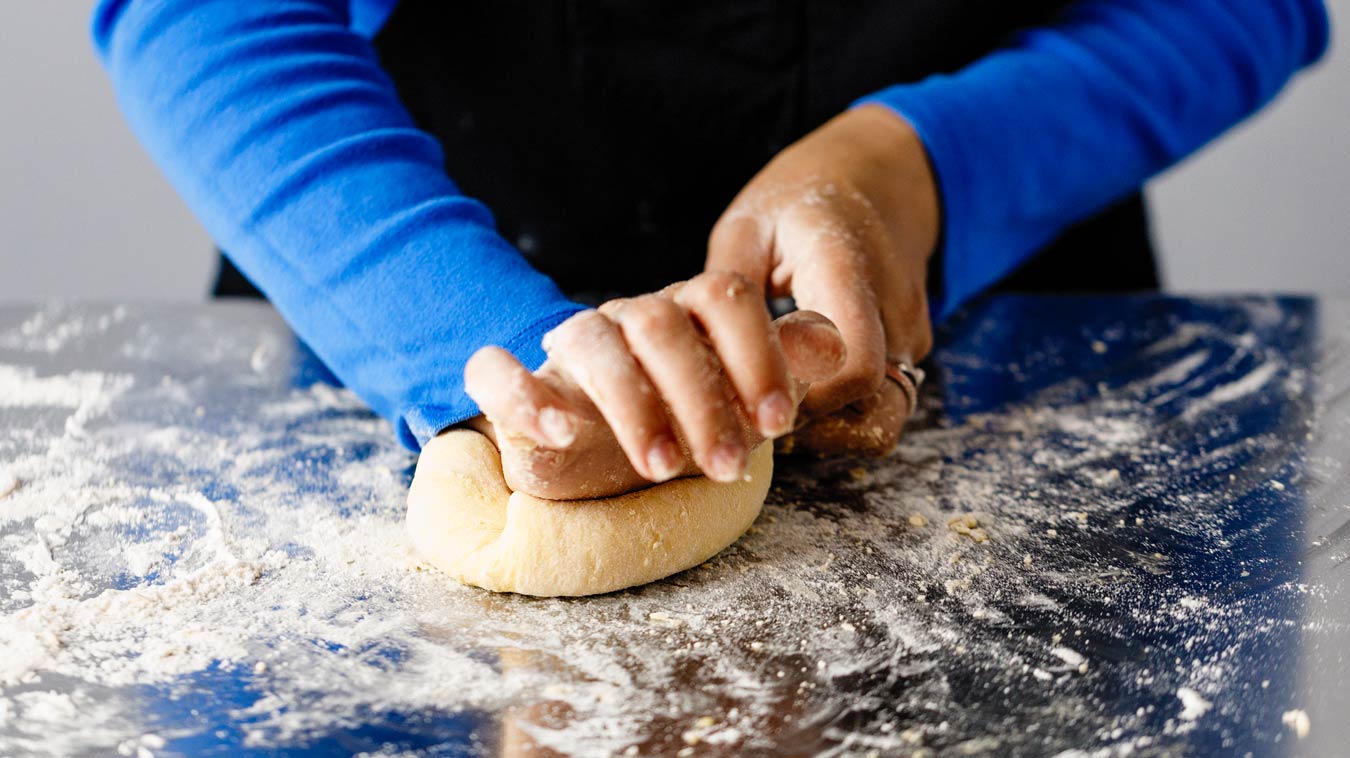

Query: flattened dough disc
[[407, 430, 773, 597]]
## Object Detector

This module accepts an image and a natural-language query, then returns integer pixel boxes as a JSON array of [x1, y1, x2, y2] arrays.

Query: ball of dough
[[406, 430, 772, 597]]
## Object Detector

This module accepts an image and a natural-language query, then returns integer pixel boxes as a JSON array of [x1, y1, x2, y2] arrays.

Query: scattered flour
[[1176, 687, 1212, 721], [1182, 361, 1280, 420], [0, 301, 1330, 757], [1281, 708, 1311, 738]]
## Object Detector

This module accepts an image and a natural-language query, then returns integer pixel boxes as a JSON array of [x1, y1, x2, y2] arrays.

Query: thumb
[[773, 310, 846, 384], [706, 212, 773, 291]]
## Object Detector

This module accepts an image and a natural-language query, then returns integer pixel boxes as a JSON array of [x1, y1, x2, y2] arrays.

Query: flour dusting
[[0, 300, 1336, 757]]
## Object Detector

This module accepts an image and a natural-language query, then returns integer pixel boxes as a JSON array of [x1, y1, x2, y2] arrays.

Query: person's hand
[[460, 273, 847, 500], [707, 103, 940, 456]]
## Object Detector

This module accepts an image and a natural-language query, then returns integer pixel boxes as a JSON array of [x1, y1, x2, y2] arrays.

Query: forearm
[[857, 0, 1330, 320], [93, 0, 584, 448]]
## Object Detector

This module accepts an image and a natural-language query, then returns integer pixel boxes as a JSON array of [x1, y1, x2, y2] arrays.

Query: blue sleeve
[[857, 0, 1331, 322], [91, 0, 585, 450]]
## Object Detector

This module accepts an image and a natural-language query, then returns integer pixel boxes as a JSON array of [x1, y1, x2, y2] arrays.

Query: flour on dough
[[406, 430, 772, 597]]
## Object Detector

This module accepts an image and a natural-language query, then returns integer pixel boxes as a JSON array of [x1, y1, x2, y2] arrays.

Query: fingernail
[[646, 436, 682, 481], [537, 407, 577, 447], [756, 391, 794, 437], [708, 442, 747, 483]]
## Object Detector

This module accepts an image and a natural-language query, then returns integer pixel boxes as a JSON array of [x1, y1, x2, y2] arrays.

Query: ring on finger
[[884, 356, 925, 418]]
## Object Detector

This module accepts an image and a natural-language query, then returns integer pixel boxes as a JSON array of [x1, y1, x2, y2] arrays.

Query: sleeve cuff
[[396, 305, 585, 449]]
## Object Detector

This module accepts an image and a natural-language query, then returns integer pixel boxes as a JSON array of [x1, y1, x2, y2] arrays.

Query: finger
[[463, 346, 579, 448], [772, 310, 847, 384], [674, 271, 794, 438], [542, 311, 683, 483], [595, 296, 631, 319], [612, 295, 748, 483], [791, 242, 887, 417], [706, 211, 774, 292]]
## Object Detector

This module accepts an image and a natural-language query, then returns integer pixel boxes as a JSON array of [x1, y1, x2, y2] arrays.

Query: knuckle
[[596, 297, 629, 319], [547, 310, 609, 351], [617, 296, 682, 337]]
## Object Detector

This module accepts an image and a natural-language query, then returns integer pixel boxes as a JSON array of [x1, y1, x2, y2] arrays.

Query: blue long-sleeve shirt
[[92, 0, 1329, 450]]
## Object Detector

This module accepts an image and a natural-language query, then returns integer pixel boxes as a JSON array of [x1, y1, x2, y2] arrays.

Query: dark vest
[[216, 1, 1158, 303]]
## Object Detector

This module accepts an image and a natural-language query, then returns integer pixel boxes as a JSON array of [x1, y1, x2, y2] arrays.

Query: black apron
[[215, 0, 1159, 304]]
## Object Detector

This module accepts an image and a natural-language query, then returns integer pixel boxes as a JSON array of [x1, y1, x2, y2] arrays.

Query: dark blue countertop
[[0, 295, 1346, 757]]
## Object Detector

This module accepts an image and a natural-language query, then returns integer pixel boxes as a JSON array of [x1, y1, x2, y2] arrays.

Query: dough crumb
[[681, 715, 718, 746], [947, 514, 988, 541], [908, 513, 929, 528], [1091, 340, 1108, 354], [849, 466, 868, 481], [1052, 646, 1085, 668], [648, 611, 679, 626], [1088, 468, 1122, 486], [1282, 709, 1311, 738]]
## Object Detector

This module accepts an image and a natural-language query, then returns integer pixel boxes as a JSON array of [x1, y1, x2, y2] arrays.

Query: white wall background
[[0, 2, 1346, 302], [0, 3, 212, 302]]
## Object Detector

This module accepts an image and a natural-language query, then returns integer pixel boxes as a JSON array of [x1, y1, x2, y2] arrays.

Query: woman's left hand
[[706, 103, 941, 455]]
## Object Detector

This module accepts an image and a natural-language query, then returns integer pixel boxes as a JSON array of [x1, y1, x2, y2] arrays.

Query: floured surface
[[1, 298, 1348, 757]]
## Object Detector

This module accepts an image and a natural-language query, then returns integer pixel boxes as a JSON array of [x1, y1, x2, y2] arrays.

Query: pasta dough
[[406, 429, 772, 597]]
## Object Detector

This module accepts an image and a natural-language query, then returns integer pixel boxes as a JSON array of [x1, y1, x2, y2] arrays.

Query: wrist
[[843, 104, 941, 270]]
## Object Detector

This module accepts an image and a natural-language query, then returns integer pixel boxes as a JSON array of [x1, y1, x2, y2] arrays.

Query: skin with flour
[[410, 108, 935, 594], [463, 105, 939, 500]]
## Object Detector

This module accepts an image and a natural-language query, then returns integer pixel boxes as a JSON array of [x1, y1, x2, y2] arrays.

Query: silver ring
[[884, 358, 925, 417]]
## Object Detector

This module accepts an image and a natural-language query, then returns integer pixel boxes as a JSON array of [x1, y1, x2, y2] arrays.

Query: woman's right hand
[[460, 271, 846, 500]]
